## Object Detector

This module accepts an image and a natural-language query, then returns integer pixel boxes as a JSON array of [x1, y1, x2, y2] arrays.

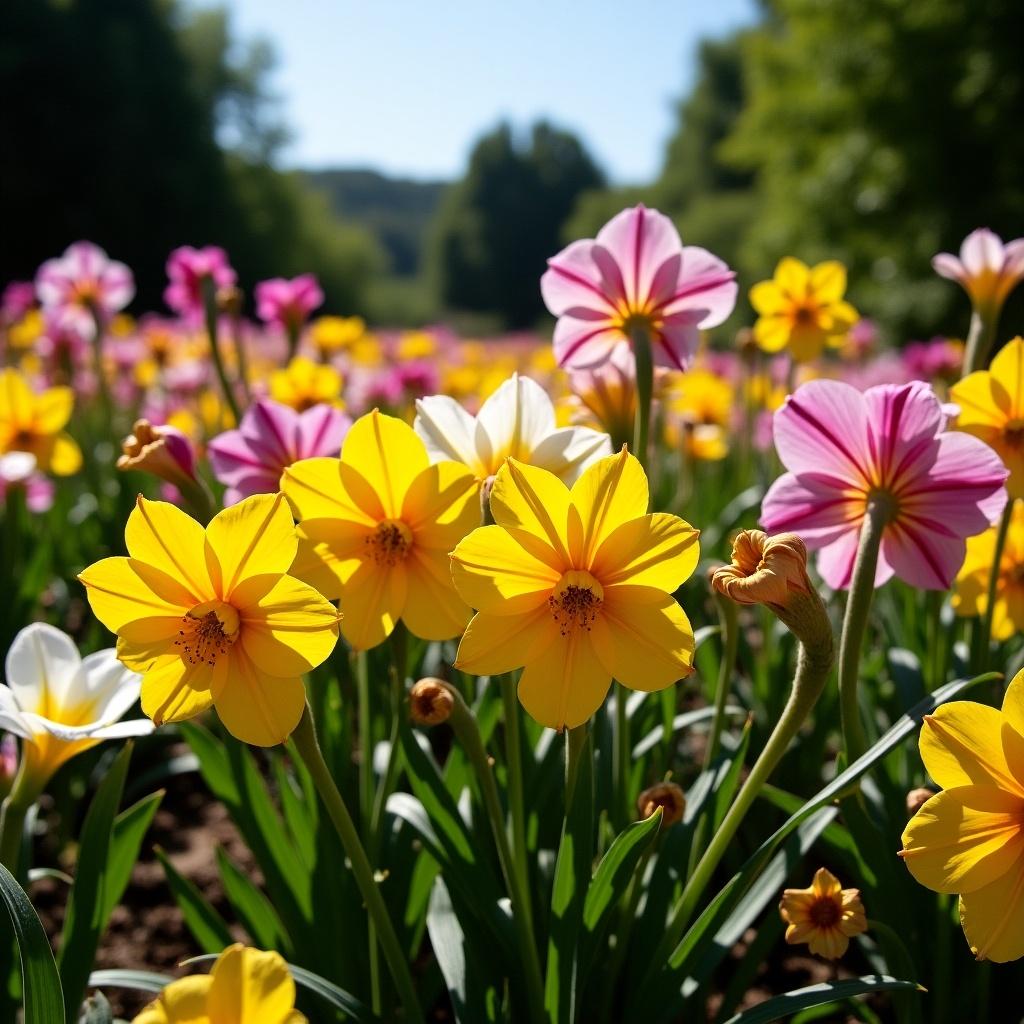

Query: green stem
[[201, 276, 242, 424], [566, 724, 588, 801], [356, 650, 373, 829], [447, 688, 546, 1024], [651, 635, 832, 972], [292, 704, 424, 1024], [977, 499, 1013, 672], [614, 687, 630, 829], [286, 321, 301, 360], [0, 762, 43, 875], [838, 497, 888, 763], [963, 307, 998, 375], [631, 324, 654, 470], [500, 676, 531, 922]]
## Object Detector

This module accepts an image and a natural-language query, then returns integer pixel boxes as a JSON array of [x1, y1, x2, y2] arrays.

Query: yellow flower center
[[548, 570, 604, 636], [791, 303, 819, 328], [70, 280, 101, 308], [613, 302, 663, 340], [175, 600, 239, 667], [808, 896, 842, 928], [365, 519, 413, 566]]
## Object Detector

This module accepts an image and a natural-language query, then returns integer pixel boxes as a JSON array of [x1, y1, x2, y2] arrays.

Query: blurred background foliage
[[2, 0, 1022, 334]]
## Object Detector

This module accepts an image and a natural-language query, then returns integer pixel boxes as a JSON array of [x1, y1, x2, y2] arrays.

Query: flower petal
[[134, 975, 213, 1024], [959, 864, 1024, 962], [206, 492, 297, 595], [338, 558, 407, 651], [901, 785, 1024, 894], [570, 448, 649, 565], [455, 606, 558, 676], [401, 547, 472, 641], [234, 574, 339, 677], [528, 425, 613, 485], [414, 394, 484, 472], [590, 512, 699, 590], [518, 631, 611, 730], [125, 496, 211, 601], [291, 519, 373, 599], [489, 458, 572, 567], [4, 623, 81, 720], [208, 944, 298, 1021], [140, 654, 222, 727], [212, 647, 305, 748], [341, 410, 428, 518], [79, 557, 194, 636], [401, 461, 480, 551], [282, 456, 375, 524]]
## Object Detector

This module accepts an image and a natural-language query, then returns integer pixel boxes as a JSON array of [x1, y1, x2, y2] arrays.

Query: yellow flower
[[666, 367, 733, 427], [397, 330, 438, 361], [79, 493, 339, 747], [134, 944, 306, 1024], [0, 367, 81, 475], [7, 309, 44, 350], [451, 448, 699, 730], [282, 410, 480, 650], [779, 867, 867, 959], [270, 356, 343, 412], [950, 336, 1024, 499], [309, 315, 367, 357], [952, 500, 1024, 639], [750, 258, 859, 363], [900, 669, 1024, 961]]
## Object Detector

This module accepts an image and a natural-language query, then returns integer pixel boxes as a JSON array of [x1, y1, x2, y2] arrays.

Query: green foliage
[[430, 121, 605, 328]]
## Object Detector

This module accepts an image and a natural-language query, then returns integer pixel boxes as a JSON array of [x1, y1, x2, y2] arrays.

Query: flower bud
[[117, 419, 197, 491], [409, 678, 455, 726], [906, 787, 935, 817], [636, 781, 686, 828]]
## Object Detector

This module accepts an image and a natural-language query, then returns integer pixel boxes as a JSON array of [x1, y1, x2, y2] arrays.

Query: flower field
[[1, 209, 1023, 1024]]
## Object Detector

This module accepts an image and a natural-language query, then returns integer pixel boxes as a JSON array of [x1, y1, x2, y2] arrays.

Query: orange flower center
[[175, 600, 239, 667], [613, 301, 663, 340], [548, 570, 604, 637], [808, 896, 841, 928], [791, 303, 819, 328], [71, 280, 101, 308], [1006, 419, 1024, 448], [365, 519, 412, 566]]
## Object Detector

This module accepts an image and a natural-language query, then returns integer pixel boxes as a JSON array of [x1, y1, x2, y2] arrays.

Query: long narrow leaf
[[154, 847, 233, 953], [101, 791, 164, 923], [721, 976, 922, 1024], [0, 861, 65, 1023], [87, 969, 170, 994]]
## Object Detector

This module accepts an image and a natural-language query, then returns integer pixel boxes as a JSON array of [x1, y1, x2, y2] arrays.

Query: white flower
[[414, 373, 612, 483], [0, 623, 152, 783], [932, 228, 1024, 310]]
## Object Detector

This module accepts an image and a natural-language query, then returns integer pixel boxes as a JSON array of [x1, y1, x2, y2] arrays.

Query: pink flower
[[208, 398, 350, 505], [933, 228, 1024, 313], [254, 274, 323, 331], [541, 204, 737, 371], [1, 282, 36, 323], [760, 379, 1008, 590], [164, 246, 236, 322], [0, 453, 55, 513], [35, 242, 134, 332]]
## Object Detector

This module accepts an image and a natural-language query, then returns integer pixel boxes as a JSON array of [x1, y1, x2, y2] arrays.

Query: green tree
[[430, 121, 605, 328]]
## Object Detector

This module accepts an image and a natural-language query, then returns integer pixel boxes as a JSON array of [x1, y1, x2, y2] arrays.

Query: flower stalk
[[291, 703, 424, 1024], [0, 762, 43, 874], [201, 275, 242, 424], [963, 307, 998, 375], [631, 323, 654, 470]]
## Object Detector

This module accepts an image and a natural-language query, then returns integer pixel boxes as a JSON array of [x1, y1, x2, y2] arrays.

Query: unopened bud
[[637, 782, 686, 828], [409, 678, 454, 726], [906, 787, 935, 817], [117, 420, 197, 490]]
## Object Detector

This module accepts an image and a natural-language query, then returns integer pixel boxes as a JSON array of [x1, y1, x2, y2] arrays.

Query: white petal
[[4, 623, 82, 717], [529, 426, 614, 484], [413, 395, 483, 471], [0, 687, 33, 740], [475, 374, 556, 469], [20, 712, 152, 742], [79, 649, 142, 724]]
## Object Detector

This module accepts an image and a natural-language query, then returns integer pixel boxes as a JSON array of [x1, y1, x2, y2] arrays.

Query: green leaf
[[87, 969, 170, 994], [0, 861, 65, 1023], [631, 705, 746, 759], [182, 953, 378, 1021], [154, 847, 233, 953], [720, 976, 922, 1024], [57, 742, 133, 1022], [583, 810, 661, 933], [544, 728, 593, 1023], [101, 791, 164, 923], [215, 846, 290, 953]]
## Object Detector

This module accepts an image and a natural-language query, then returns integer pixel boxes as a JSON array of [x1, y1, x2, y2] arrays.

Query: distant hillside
[[303, 168, 447, 277]]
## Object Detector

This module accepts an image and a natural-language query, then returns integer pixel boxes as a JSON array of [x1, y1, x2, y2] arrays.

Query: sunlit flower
[[255, 274, 324, 333], [6, 309, 45, 351], [0, 367, 82, 476], [35, 241, 134, 333], [750, 258, 859, 363], [164, 246, 236, 323], [779, 867, 867, 959], [451, 448, 699, 730], [309, 315, 366, 358], [397, 330, 438, 361], [952, 500, 1024, 639], [0, 623, 152, 788], [761, 379, 1008, 589], [713, 530, 811, 609], [933, 228, 1024, 315], [414, 373, 611, 485], [79, 493, 339, 747], [209, 399, 350, 505], [270, 356, 342, 412], [900, 669, 1024, 962], [950, 336, 1024, 499], [133, 944, 306, 1024], [282, 410, 479, 650], [541, 204, 737, 370]]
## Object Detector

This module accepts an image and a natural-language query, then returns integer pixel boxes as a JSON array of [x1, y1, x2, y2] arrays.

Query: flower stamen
[[175, 601, 239, 667], [365, 519, 413, 566], [548, 570, 604, 636]]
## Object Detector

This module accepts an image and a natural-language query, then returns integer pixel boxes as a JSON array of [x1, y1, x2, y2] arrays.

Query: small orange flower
[[779, 867, 867, 959]]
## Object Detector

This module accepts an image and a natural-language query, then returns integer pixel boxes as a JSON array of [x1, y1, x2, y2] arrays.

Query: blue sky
[[205, 0, 757, 183]]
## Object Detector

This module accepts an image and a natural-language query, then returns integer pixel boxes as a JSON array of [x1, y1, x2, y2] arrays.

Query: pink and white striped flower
[[761, 379, 1008, 590], [164, 245, 236, 323], [35, 242, 134, 333], [208, 398, 350, 505], [541, 204, 737, 371]]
